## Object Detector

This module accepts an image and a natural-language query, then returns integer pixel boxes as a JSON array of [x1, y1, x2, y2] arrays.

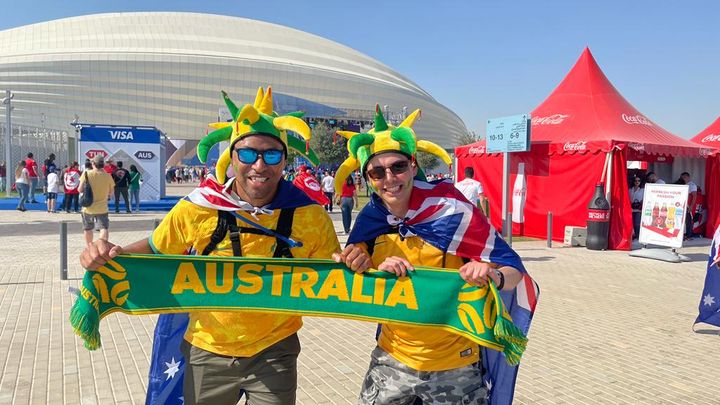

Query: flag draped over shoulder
[[348, 179, 539, 405], [149, 174, 317, 404], [695, 225, 720, 330]]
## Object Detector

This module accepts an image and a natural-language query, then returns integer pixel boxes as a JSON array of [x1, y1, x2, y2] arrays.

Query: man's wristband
[[495, 269, 505, 290]]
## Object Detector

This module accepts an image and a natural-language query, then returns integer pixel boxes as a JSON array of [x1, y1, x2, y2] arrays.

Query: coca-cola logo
[[701, 134, 720, 143], [303, 177, 321, 191], [621, 114, 653, 126], [700, 148, 714, 157], [468, 146, 486, 154], [532, 114, 569, 125], [563, 141, 587, 151], [628, 142, 645, 151], [656, 156, 667, 162], [587, 210, 611, 221]]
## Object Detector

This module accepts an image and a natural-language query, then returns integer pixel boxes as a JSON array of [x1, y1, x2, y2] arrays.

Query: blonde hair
[[15, 161, 25, 179]]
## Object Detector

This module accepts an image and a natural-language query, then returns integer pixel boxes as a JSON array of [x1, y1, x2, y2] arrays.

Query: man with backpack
[[79, 87, 369, 404], [112, 161, 131, 213]]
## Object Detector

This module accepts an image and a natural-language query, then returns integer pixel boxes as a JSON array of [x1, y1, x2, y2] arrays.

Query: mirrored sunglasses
[[235, 148, 284, 165]]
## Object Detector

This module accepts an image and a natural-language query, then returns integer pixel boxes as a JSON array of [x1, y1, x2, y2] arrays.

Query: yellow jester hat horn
[[334, 105, 452, 195], [197, 86, 321, 183]]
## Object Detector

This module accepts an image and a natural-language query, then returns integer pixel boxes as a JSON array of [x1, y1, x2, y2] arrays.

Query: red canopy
[[456, 49, 706, 159], [691, 117, 720, 150], [455, 47, 709, 250]]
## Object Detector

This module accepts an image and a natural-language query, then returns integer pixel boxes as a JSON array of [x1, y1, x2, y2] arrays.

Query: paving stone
[[0, 191, 718, 404]]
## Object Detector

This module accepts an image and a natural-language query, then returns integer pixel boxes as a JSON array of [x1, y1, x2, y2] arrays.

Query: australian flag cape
[[348, 179, 539, 405], [694, 225, 720, 331], [145, 174, 317, 405]]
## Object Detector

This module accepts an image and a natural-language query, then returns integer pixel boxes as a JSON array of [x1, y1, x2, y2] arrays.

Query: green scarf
[[70, 254, 527, 364]]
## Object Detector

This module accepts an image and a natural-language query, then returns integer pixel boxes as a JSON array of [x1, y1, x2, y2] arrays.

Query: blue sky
[[1, 0, 718, 139]]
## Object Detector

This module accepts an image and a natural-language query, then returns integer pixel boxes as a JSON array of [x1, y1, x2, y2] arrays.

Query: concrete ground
[[0, 184, 718, 404]]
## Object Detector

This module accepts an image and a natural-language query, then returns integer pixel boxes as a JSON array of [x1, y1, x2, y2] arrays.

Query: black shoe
[[30, 200, 38, 203], [115, 210, 120, 213]]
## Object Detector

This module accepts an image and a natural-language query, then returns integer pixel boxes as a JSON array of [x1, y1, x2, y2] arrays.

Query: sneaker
[[30, 200, 39, 203]]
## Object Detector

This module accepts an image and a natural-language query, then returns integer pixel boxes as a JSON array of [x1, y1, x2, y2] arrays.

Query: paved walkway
[[0, 184, 718, 404]]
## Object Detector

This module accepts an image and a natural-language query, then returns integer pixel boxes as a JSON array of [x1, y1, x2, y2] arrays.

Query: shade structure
[[456, 48, 710, 250], [691, 118, 720, 237]]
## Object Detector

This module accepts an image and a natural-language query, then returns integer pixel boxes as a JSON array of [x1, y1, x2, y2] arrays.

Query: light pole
[[2, 90, 14, 197]]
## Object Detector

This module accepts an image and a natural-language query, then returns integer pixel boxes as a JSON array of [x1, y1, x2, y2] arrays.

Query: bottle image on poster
[[512, 163, 526, 224]]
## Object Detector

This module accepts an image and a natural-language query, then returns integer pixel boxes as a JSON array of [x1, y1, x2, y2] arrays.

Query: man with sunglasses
[[80, 88, 370, 405], [334, 106, 533, 405]]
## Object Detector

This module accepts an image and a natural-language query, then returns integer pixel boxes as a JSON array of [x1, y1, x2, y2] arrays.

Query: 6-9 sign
[[486, 114, 531, 153]]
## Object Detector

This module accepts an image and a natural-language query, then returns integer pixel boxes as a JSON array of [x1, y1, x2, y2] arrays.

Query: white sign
[[486, 114, 531, 153], [639, 183, 689, 248]]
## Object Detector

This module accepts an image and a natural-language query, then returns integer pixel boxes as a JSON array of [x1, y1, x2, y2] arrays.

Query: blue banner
[[81, 126, 161, 144]]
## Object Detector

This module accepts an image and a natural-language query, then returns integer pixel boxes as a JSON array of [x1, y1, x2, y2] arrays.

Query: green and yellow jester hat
[[334, 104, 452, 195], [197, 86, 320, 183]]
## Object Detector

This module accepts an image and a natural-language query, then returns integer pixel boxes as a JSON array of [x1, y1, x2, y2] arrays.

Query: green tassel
[[69, 294, 102, 350], [489, 279, 528, 366], [493, 315, 527, 365]]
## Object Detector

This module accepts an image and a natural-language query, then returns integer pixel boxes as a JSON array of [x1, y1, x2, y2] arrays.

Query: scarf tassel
[[489, 281, 528, 366], [69, 295, 102, 350]]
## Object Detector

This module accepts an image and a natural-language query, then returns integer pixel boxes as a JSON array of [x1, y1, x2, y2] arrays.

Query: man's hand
[[377, 256, 414, 277], [332, 244, 372, 273], [459, 260, 499, 287], [80, 239, 123, 270]]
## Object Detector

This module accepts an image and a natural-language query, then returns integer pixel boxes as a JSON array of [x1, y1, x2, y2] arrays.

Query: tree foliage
[[308, 122, 347, 166], [416, 151, 440, 172], [455, 130, 480, 147]]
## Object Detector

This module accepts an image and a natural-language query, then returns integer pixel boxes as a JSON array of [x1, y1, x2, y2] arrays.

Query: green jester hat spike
[[197, 86, 320, 183], [333, 105, 452, 195]]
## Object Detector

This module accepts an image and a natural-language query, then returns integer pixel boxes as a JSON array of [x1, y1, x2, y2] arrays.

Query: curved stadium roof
[[0, 12, 467, 149]]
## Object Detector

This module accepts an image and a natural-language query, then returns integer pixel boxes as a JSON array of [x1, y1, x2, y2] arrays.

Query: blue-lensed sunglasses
[[234, 148, 285, 165]]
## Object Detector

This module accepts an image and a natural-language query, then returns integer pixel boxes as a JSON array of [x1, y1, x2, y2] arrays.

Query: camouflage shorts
[[358, 346, 488, 405]]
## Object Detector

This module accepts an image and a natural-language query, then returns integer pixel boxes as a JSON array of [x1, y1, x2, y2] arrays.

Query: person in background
[[321, 170, 335, 212], [336, 175, 358, 235], [455, 167, 487, 215], [645, 171, 665, 185], [112, 161, 131, 213], [79, 154, 114, 245], [129, 164, 143, 213], [15, 161, 30, 212], [681, 172, 698, 239], [63, 161, 81, 213], [103, 158, 117, 176], [0, 161, 6, 192], [629, 176, 644, 239], [45, 168, 60, 213], [25, 152, 39, 203]]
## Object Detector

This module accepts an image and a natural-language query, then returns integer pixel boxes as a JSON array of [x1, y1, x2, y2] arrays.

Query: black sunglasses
[[366, 160, 411, 180]]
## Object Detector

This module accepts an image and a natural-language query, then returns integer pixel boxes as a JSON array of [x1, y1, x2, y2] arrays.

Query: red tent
[[456, 48, 708, 250], [691, 118, 720, 237]]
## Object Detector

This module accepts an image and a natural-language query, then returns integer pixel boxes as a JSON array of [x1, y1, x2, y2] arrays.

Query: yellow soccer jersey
[[150, 199, 340, 357], [362, 233, 480, 371]]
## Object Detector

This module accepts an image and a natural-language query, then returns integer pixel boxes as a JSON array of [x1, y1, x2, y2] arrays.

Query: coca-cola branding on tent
[[456, 47, 710, 250]]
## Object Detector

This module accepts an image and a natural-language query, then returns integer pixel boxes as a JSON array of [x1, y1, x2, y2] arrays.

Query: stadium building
[[0, 12, 467, 166]]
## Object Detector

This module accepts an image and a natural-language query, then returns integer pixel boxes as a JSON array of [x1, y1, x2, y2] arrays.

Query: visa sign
[[109, 130, 134, 140]]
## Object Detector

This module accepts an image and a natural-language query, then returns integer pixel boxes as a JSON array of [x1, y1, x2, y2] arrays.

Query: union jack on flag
[[348, 179, 539, 405]]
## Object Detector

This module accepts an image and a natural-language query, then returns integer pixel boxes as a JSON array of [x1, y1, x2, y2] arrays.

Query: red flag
[[293, 171, 329, 205]]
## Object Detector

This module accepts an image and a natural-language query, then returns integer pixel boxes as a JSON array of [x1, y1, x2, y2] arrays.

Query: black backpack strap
[[201, 211, 241, 256], [273, 208, 296, 258], [201, 208, 295, 257]]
